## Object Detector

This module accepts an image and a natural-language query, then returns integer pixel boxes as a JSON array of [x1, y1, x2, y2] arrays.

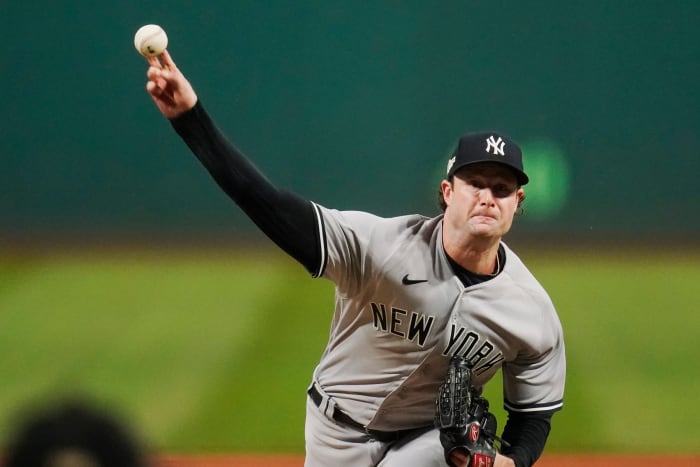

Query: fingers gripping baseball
[[145, 50, 197, 119]]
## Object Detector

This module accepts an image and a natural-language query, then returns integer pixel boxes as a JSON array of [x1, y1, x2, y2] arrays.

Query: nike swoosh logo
[[402, 274, 428, 285]]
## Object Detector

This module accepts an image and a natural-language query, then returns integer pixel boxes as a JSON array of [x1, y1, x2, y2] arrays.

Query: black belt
[[307, 384, 428, 443]]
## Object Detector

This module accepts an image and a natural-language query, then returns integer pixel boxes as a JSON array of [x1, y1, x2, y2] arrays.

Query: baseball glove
[[435, 356, 500, 467]]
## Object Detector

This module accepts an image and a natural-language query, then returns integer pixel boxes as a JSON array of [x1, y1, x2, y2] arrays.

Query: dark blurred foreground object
[[2, 400, 148, 467]]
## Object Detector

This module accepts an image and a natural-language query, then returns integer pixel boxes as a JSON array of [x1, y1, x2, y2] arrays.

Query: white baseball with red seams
[[134, 24, 168, 57]]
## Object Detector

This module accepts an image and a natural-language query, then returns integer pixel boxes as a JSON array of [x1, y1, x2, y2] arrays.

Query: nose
[[479, 187, 495, 206]]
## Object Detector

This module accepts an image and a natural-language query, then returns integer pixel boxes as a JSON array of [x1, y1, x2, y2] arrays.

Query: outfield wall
[[2, 2, 699, 240]]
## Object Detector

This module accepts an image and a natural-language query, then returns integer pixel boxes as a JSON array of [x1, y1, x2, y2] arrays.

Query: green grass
[[0, 247, 698, 453]]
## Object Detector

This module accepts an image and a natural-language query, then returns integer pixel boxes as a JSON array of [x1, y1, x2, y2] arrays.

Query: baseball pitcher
[[142, 49, 565, 467]]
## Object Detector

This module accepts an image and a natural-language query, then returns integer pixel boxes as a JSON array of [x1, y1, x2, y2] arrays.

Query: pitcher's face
[[441, 163, 524, 240]]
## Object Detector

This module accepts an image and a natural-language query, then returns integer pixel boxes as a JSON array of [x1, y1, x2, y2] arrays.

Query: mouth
[[471, 213, 497, 221]]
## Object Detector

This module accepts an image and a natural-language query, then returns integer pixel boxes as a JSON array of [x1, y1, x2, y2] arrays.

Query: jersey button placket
[[451, 287, 468, 323]]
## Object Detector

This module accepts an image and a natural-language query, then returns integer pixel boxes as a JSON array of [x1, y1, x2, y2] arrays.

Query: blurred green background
[[1, 249, 699, 454], [1, 0, 699, 456]]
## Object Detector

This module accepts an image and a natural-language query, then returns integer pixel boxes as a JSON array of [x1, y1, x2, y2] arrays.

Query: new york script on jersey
[[370, 301, 504, 376]]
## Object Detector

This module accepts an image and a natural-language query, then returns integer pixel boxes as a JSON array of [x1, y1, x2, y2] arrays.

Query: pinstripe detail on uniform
[[311, 202, 328, 278], [504, 399, 563, 414]]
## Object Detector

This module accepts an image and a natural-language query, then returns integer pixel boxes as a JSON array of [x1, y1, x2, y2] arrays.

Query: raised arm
[[143, 50, 322, 275]]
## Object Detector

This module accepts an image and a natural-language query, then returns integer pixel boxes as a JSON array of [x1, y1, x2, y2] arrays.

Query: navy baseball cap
[[446, 132, 529, 185]]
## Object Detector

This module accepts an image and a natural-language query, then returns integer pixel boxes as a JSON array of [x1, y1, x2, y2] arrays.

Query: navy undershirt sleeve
[[169, 101, 320, 274], [500, 411, 553, 467]]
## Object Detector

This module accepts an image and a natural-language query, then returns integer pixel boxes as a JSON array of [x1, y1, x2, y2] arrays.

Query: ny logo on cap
[[485, 136, 505, 156]]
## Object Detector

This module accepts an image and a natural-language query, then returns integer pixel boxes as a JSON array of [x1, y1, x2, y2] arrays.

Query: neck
[[443, 231, 501, 275]]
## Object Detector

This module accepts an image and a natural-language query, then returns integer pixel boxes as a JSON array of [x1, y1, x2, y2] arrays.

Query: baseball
[[134, 24, 168, 57]]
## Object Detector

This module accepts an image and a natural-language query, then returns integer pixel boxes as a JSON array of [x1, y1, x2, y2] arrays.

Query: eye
[[493, 184, 515, 198], [468, 179, 485, 189]]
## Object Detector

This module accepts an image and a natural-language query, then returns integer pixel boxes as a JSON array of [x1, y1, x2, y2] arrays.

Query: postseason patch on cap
[[446, 156, 456, 174]]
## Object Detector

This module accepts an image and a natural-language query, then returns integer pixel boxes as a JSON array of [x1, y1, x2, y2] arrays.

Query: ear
[[441, 180, 453, 206]]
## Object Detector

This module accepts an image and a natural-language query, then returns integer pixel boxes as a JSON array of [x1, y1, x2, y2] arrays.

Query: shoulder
[[498, 246, 566, 413], [501, 244, 555, 310], [313, 203, 437, 239], [500, 244, 563, 345]]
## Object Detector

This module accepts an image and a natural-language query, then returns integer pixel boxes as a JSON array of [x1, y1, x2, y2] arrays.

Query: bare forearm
[[495, 453, 516, 467]]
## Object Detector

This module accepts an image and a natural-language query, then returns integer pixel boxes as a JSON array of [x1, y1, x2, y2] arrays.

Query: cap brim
[[449, 160, 529, 186]]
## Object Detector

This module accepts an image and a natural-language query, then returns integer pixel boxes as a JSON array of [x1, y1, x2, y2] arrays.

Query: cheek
[[501, 199, 519, 217], [445, 187, 462, 207]]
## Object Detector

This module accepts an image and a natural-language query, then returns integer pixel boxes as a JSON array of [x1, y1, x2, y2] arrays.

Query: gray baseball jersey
[[168, 102, 564, 465], [309, 204, 565, 432]]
